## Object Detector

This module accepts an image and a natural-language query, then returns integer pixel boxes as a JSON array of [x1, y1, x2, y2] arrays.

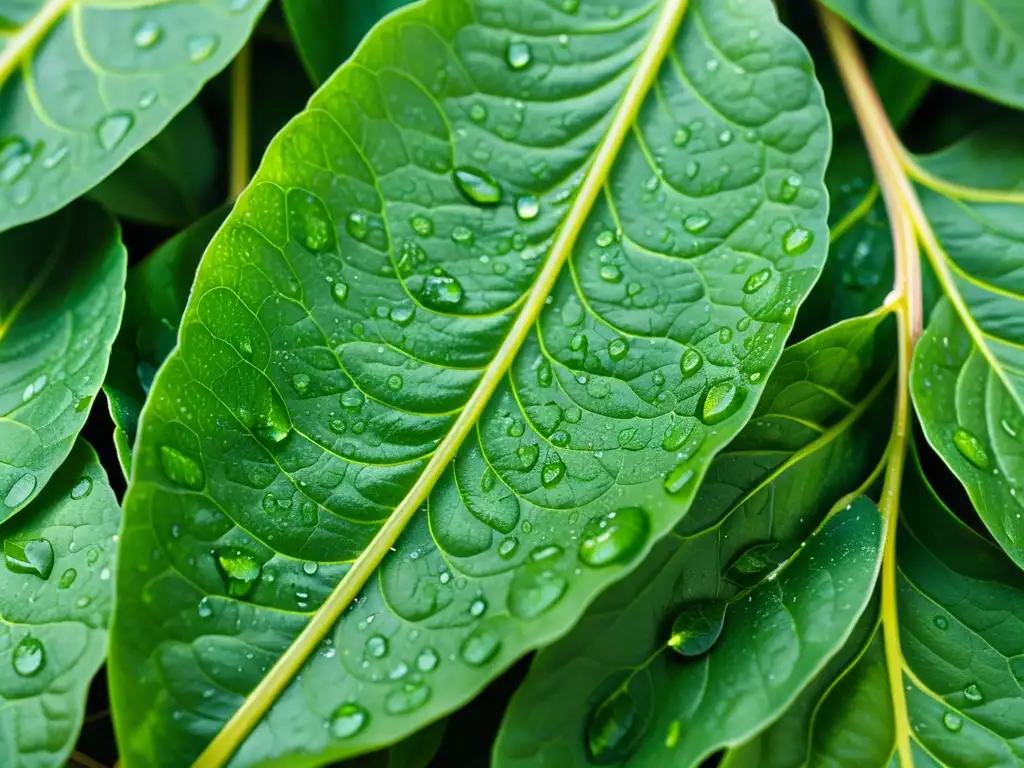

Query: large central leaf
[[109, 0, 830, 765]]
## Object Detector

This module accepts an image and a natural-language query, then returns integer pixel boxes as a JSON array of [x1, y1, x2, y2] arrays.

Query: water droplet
[[4, 539, 54, 579], [410, 214, 433, 237], [579, 508, 649, 568], [587, 688, 640, 763], [599, 264, 622, 283], [517, 444, 539, 471], [96, 112, 134, 151], [683, 213, 711, 234], [665, 721, 680, 749], [346, 211, 368, 240], [933, 615, 949, 630], [718, 327, 733, 344], [608, 338, 631, 361], [5, 474, 37, 508], [187, 34, 218, 62], [562, 0, 579, 12], [469, 597, 487, 617], [782, 226, 814, 255], [197, 596, 213, 618], [68, 476, 93, 501], [12, 636, 44, 677], [550, 430, 569, 447], [469, 103, 487, 122], [133, 20, 162, 48], [386, 374, 404, 392], [564, 406, 582, 423], [743, 269, 772, 294], [964, 683, 983, 702], [779, 174, 802, 202], [515, 194, 540, 221], [59, 568, 77, 589], [302, 561, 318, 576], [672, 127, 690, 147], [451, 225, 474, 244], [680, 349, 703, 378], [0, 137, 34, 185], [701, 381, 744, 425], [420, 271, 465, 309], [137, 91, 157, 110], [215, 548, 261, 598], [953, 428, 990, 470], [498, 537, 519, 559], [508, 562, 567, 619], [366, 634, 388, 659], [507, 419, 525, 438], [291, 373, 310, 394], [596, 230, 616, 247], [541, 460, 566, 488], [417, 648, 440, 672], [331, 281, 349, 305], [724, 542, 784, 587], [460, 627, 501, 666], [536, 361, 553, 387], [384, 681, 431, 715], [942, 712, 963, 732], [454, 167, 501, 206], [506, 40, 532, 70], [661, 422, 691, 452], [668, 600, 727, 657], [331, 703, 369, 739]]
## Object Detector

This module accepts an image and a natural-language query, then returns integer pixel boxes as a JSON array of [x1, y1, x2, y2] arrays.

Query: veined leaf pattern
[[109, 0, 830, 765], [0, 0, 268, 232]]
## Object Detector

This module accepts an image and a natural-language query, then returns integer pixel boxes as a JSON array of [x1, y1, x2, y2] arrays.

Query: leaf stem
[[0, 0, 71, 86], [193, 1, 692, 764], [229, 42, 252, 199], [817, 8, 922, 768]]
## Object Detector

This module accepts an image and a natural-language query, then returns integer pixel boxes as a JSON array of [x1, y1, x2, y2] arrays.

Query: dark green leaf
[[109, 0, 832, 764], [0, 440, 120, 767], [0, 202, 125, 517], [0, 0, 269, 232]]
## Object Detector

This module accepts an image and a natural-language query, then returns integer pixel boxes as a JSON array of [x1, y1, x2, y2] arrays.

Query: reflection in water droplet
[[668, 600, 727, 657], [460, 627, 501, 666], [187, 34, 218, 62], [579, 508, 649, 568], [453, 167, 501, 206], [5, 474, 37, 508], [215, 548, 262, 598], [12, 635, 45, 677], [506, 40, 532, 70], [952, 428, 990, 470], [71, 476, 93, 500], [4, 539, 54, 579], [330, 703, 369, 739], [701, 381, 744, 425], [133, 20, 162, 48], [782, 226, 814, 255], [96, 113, 134, 151]]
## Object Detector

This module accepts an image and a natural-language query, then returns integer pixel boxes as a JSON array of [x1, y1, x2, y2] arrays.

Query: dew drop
[[963, 683, 983, 702], [579, 508, 649, 568], [536, 360, 553, 387], [782, 226, 814, 255], [517, 444, 539, 471], [330, 703, 369, 739], [451, 225, 474, 244], [779, 174, 802, 202], [596, 230, 615, 247], [453, 167, 501, 206], [515, 194, 540, 220], [743, 268, 771, 294], [663, 465, 695, 495], [933, 615, 949, 630], [292, 373, 310, 394], [459, 627, 501, 666], [332, 281, 349, 305], [587, 688, 640, 763], [346, 211, 368, 240], [718, 327, 733, 344], [672, 127, 690, 147], [661, 422, 691, 452], [608, 338, 629, 360], [133, 20, 162, 48], [680, 349, 703, 378], [59, 568, 77, 589], [942, 712, 963, 732], [0, 137, 33, 185], [541, 460, 566, 488], [384, 681, 431, 715], [953, 428, 990, 470], [506, 40, 532, 70], [187, 34, 218, 62], [410, 214, 433, 237], [417, 648, 440, 672], [386, 374, 404, 392], [365, 634, 388, 659], [469, 103, 487, 122], [701, 381, 744, 425], [599, 264, 622, 283], [5, 473, 37, 508], [724, 542, 783, 587], [96, 112, 134, 151], [197, 597, 213, 618], [70, 476, 93, 500], [420, 271, 465, 309], [12, 635, 44, 677], [667, 600, 727, 657], [215, 548, 262, 598], [137, 91, 157, 110], [683, 213, 711, 234], [302, 561, 318, 575], [4, 539, 54, 579], [498, 537, 519, 559]]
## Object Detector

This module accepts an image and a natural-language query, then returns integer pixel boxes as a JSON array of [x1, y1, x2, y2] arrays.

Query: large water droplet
[[782, 226, 814, 255], [330, 703, 369, 739], [953, 428, 990, 470], [680, 349, 703, 378], [506, 40, 532, 70], [5, 474, 37, 508], [668, 600, 726, 657], [701, 381, 744, 425], [420, 270, 464, 310], [187, 34, 218, 62], [541, 460, 566, 488], [608, 338, 629, 361], [71, 476, 93, 500], [96, 113, 134, 151], [453, 167, 501, 206], [4, 539, 54, 579], [133, 20, 162, 48], [459, 627, 501, 666], [12, 635, 44, 677], [215, 548, 262, 598], [579, 508, 649, 568], [508, 560, 567, 619], [384, 681, 431, 715], [587, 687, 641, 764], [743, 269, 771, 294]]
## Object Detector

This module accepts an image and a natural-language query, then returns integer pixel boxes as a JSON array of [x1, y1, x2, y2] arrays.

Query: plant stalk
[[229, 43, 252, 199]]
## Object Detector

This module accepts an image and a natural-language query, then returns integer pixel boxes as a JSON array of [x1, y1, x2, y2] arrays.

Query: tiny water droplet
[[133, 20, 162, 48], [680, 349, 703, 378], [953, 428, 990, 470], [187, 34, 218, 62], [366, 634, 388, 659], [410, 214, 433, 237], [137, 91, 157, 109], [0, 137, 33, 185], [454, 167, 501, 205], [579, 508, 649, 567], [506, 40, 532, 70], [701, 381, 744, 425], [70, 476, 93, 500], [417, 648, 440, 672], [96, 112, 134, 151], [384, 681, 431, 715], [515, 194, 540, 220], [451, 225, 474, 244], [683, 213, 711, 234], [303, 561, 318, 575], [387, 374, 404, 391], [292, 373, 310, 394], [498, 537, 519, 559], [743, 268, 771, 294], [934, 615, 949, 630], [672, 127, 690, 147], [782, 226, 814, 255], [663, 465, 695, 495], [942, 712, 963, 732], [332, 281, 349, 305], [596, 230, 615, 247], [331, 703, 369, 738], [599, 264, 622, 283], [536, 360, 553, 387], [12, 635, 45, 677], [517, 444, 539, 471], [608, 338, 629, 360], [779, 174, 802, 202], [59, 568, 77, 589], [197, 596, 213, 618], [964, 683, 983, 702]]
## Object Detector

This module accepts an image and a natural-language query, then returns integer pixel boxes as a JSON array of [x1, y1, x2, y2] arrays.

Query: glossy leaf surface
[[110, 0, 830, 764], [0, 440, 120, 767], [910, 124, 1024, 566], [0, 0, 268, 232], [104, 208, 228, 476], [494, 314, 891, 767], [0, 202, 126, 518], [819, 0, 1024, 109], [727, 451, 1024, 766]]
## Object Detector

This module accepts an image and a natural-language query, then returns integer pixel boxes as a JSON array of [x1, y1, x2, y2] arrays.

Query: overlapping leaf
[[910, 123, 1024, 566], [726, 449, 1024, 766], [109, 0, 831, 764], [0, 202, 125, 518], [494, 313, 891, 766], [0, 0, 268, 232], [0, 440, 120, 767]]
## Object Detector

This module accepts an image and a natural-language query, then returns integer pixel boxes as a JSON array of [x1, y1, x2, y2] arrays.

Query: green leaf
[[110, 0, 831, 764], [909, 123, 1024, 567], [494, 313, 891, 767], [726, 450, 1024, 766], [0, 0, 269, 233], [89, 102, 220, 228], [819, 0, 1024, 109], [103, 208, 228, 476], [282, 0, 410, 85], [0, 440, 120, 767], [0, 202, 126, 518]]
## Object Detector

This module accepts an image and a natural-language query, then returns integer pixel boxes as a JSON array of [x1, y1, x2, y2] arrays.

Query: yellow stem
[[193, 1, 691, 764], [69, 751, 108, 768], [818, 8, 921, 767], [0, 0, 70, 85], [229, 43, 252, 199]]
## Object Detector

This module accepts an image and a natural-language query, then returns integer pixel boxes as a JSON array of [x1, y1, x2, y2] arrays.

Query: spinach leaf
[[0, 202, 125, 518], [0, 0, 268, 233], [109, 0, 831, 764]]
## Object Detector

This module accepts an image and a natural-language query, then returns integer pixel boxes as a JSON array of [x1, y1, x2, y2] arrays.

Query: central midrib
[[193, 0, 692, 763], [0, 0, 72, 85]]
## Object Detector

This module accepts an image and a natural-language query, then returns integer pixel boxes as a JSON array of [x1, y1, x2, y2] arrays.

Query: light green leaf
[[819, 0, 1024, 109], [109, 0, 831, 764], [89, 102, 220, 228], [726, 449, 1024, 766], [494, 313, 891, 767], [0, 0, 269, 233], [909, 123, 1024, 567], [0, 201, 126, 518], [0, 440, 120, 767], [282, 0, 410, 85], [104, 208, 228, 477]]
